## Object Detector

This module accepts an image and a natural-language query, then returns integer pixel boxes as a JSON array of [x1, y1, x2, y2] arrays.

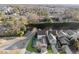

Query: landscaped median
[[26, 37, 38, 53]]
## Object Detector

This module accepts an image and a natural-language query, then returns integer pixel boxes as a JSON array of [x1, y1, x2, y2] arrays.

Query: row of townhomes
[[0, 5, 79, 54]]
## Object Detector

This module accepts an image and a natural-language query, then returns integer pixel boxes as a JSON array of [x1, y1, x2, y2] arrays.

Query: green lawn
[[47, 46, 52, 54], [26, 37, 38, 52]]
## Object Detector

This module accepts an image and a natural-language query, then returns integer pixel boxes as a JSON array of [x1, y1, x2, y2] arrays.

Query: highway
[[0, 28, 37, 53]]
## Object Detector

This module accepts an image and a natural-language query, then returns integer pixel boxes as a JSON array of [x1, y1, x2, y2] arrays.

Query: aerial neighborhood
[[0, 4, 79, 54]]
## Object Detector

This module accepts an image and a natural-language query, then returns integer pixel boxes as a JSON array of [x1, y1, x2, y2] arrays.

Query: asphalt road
[[0, 28, 37, 54]]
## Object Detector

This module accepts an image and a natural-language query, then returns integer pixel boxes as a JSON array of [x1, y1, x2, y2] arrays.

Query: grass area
[[47, 46, 52, 54], [26, 37, 38, 52]]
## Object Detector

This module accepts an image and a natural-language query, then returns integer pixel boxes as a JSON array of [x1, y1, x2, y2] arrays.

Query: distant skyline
[[0, 4, 79, 8]]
